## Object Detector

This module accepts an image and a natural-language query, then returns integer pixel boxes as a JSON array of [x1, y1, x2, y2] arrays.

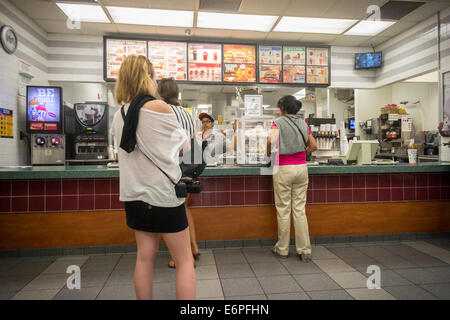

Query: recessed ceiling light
[[274, 17, 357, 34], [197, 12, 278, 32], [106, 6, 194, 27], [56, 3, 109, 23], [345, 20, 396, 36]]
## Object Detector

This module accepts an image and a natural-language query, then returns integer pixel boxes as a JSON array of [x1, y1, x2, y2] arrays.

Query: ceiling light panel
[[345, 20, 396, 36], [197, 12, 278, 32], [106, 6, 194, 27], [56, 3, 110, 23], [274, 17, 357, 34]]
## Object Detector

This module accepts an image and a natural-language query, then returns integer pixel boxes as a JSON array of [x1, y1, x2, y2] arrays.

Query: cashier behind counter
[[198, 113, 227, 162]]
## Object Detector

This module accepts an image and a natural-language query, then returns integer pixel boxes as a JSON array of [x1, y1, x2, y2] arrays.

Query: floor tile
[[327, 272, 368, 289], [78, 272, 111, 288], [243, 249, 279, 264], [53, 287, 102, 300], [373, 255, 417, 269], [153, 266, 176, 283], [153, 281, 176, 300], [326, 247, 368, 259], [213, 250, 247, 265], [257, 275, 303, 294], [226, 294, 267, 300], [250, 262, 289, 277], [378, 270, 412, 287], [104, 270, 134, 287], [97, 284, 136, 300], [21, 273, 68, 291], [341, 257, 387, 273], [307, 289, 354, 300], [81, 256, 120, 273], [115, 255, 136, 271], [267, 292, 310, 300], [281, 260, 324, 275], [196, 279, 223, 299], [425, 266, 450, 279], [346, 288, 396, 300], [383, 285, 437, 300], [195, 265, 219, 280], [0, 276, 35, 292], [0, 262, 52, 278], [42, 258, 88, 274], [217, 263, 254, 279], [313, 259, 355, 273], [380, 244, 430, 257], [394, 268, 448, 285], [294, 274, 341, 292], [0, 291, 18, 300], [194, 253, 216, 267], [221, 277, 264, 297], [403, 255, 448, 268], [354, 246, 396, 258], [419, 283, 450, 300], [310, 246, 338, 260], [11, 289, 60, 300], [0, 262, 18, 274]]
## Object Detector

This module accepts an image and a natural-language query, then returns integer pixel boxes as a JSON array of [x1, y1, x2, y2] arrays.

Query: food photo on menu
[[283, 65, 306, 83], [283, 46, 306, 65], [307, 66, 328, 84], [259, 46, 282, 65], [223, 44, 256, 64], [106, 39, 147, 79], [188, 43, 222, 82], [224, 63, 256, 83], [307, 48, 328, 66], [259, 65, 282, 83], [148, 41, 187, 80], [223, 44, 256, 82]]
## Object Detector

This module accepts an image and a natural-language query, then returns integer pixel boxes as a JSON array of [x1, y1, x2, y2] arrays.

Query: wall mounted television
[[355, 52, 382, 69]]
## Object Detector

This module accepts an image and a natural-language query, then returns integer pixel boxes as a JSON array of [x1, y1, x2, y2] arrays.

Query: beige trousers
[[272, 164, 311, 256]]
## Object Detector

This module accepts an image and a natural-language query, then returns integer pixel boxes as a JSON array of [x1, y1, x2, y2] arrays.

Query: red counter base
[[0, 202, 448, 250]]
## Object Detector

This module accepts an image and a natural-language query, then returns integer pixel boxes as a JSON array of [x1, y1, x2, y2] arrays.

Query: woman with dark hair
[[157, 78, 200, 268], [268, 95, 317, 262]]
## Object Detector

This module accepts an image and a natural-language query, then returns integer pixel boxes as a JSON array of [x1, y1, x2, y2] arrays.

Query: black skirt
[[124, 201, 188, 233]]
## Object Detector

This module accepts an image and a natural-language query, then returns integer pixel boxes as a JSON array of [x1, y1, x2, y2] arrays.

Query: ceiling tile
[[400, 1, 450, 22], [322, 0, 387, 19], [359, 36, 390, 47], [156, 26, 192, 36], [99, 0, 151, 8], [300, 33, 339, 44], [282, 0, 341, 17], [374, 21, 417, 38], [13, 0, 67, 21], [34, 19, 81, 34], [230, 30, 267, 40], [330, 35, 371, 46], [193, 28, 233, 39], [102, 0, 197, 10], [265, 32, 302, 41], [238, 0, 291, 15], [80, 22, 119, 35], [116, 24, 158, 35]]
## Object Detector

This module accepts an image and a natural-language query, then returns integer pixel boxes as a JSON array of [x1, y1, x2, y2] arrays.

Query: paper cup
[[408, 149, 417, 165]]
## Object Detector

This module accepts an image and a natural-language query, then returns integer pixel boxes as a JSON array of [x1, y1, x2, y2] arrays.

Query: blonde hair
[[114, 55, 156, 105], [157, 78, 181, 106]]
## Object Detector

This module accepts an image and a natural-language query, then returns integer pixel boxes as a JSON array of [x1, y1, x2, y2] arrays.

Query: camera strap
[[120, 105, 178, 186]]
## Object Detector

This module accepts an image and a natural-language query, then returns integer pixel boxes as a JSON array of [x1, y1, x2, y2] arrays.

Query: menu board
[[307, 66, 329, 84], [106, 39, 147, 79], [148, 41, 187, 81], [306, 48, 328, 66], [259, 46, 282, 83], [188, 43, 222, 82], [283, 46, 305, 65], [283, 65, 306, 83], [223, 44, 256, 83]]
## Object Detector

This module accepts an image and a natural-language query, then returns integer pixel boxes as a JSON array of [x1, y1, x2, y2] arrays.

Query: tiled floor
[[1, 239, 449, 300]]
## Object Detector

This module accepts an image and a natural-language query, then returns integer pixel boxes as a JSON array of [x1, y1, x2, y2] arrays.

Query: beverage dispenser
[[26, 86, 65, 165]]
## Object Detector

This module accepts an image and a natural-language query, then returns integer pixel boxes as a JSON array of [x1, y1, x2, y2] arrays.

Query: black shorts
[[124, 201, 188, 233]]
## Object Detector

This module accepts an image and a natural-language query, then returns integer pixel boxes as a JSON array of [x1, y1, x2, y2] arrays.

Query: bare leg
[[185, 194, 199, 255], [134, 230, 160, 300], [162, 228, 196, 300]]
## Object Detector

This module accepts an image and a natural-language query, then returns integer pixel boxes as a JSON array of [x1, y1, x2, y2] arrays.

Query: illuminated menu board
[[148, 41, 187, 81], [188, 43, 222, 82], [306, 48, 329, 84], [259, 46, 282, 83], [223, 44, 256, 83], [105, 39, 147, 80], [283, 46, 306, 84]]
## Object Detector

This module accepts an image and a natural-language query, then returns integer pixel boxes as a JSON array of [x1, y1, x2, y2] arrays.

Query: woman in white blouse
[[110, 55, 195, 300]]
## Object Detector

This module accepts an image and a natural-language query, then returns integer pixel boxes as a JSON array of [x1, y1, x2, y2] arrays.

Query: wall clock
[[1, 25, 18, 54]]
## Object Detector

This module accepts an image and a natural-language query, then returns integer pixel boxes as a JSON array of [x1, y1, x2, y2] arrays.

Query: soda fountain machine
[[26, 86, 65, 165]]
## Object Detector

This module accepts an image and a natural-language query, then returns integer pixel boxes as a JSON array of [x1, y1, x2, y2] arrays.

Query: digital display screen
[[349, 119, 355, 130], [26, 86, 62, 133], [188, 43, 222, 82], [355, 52, 382, 69], [74, 103, 106, 128], [148, 41, 187, 80]]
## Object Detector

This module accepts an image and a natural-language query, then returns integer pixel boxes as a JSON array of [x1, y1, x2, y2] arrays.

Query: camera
[[175, 176, 202, 198]]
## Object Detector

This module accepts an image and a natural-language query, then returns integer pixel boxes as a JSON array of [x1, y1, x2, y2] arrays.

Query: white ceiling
[[9, 0, 450, 46]]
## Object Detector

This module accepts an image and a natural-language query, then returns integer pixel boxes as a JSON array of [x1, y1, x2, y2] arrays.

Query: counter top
[[0, 163, 448, 179]]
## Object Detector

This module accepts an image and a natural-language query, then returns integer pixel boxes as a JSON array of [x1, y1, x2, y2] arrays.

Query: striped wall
[[441, 6, 450, 74], [330, 46, 376, 89], [0, 0, 48, 166], [375, 15, 440, 88]]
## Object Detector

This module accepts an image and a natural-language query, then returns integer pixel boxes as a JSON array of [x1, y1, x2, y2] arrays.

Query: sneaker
[[299, 253, 312, 262], [271, 247, 289, 259]]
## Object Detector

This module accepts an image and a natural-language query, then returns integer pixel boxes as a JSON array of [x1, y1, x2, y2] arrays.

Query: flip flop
[[167, 259, 196, 269]]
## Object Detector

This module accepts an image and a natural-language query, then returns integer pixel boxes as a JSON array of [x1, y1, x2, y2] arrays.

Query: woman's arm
[[267, 127, 279, 156], [306, 134, 317, 154]]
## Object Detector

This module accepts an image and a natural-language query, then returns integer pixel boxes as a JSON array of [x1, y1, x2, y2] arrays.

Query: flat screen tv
[[355, 52, 382, 69], [26, 86, 63, 133]]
